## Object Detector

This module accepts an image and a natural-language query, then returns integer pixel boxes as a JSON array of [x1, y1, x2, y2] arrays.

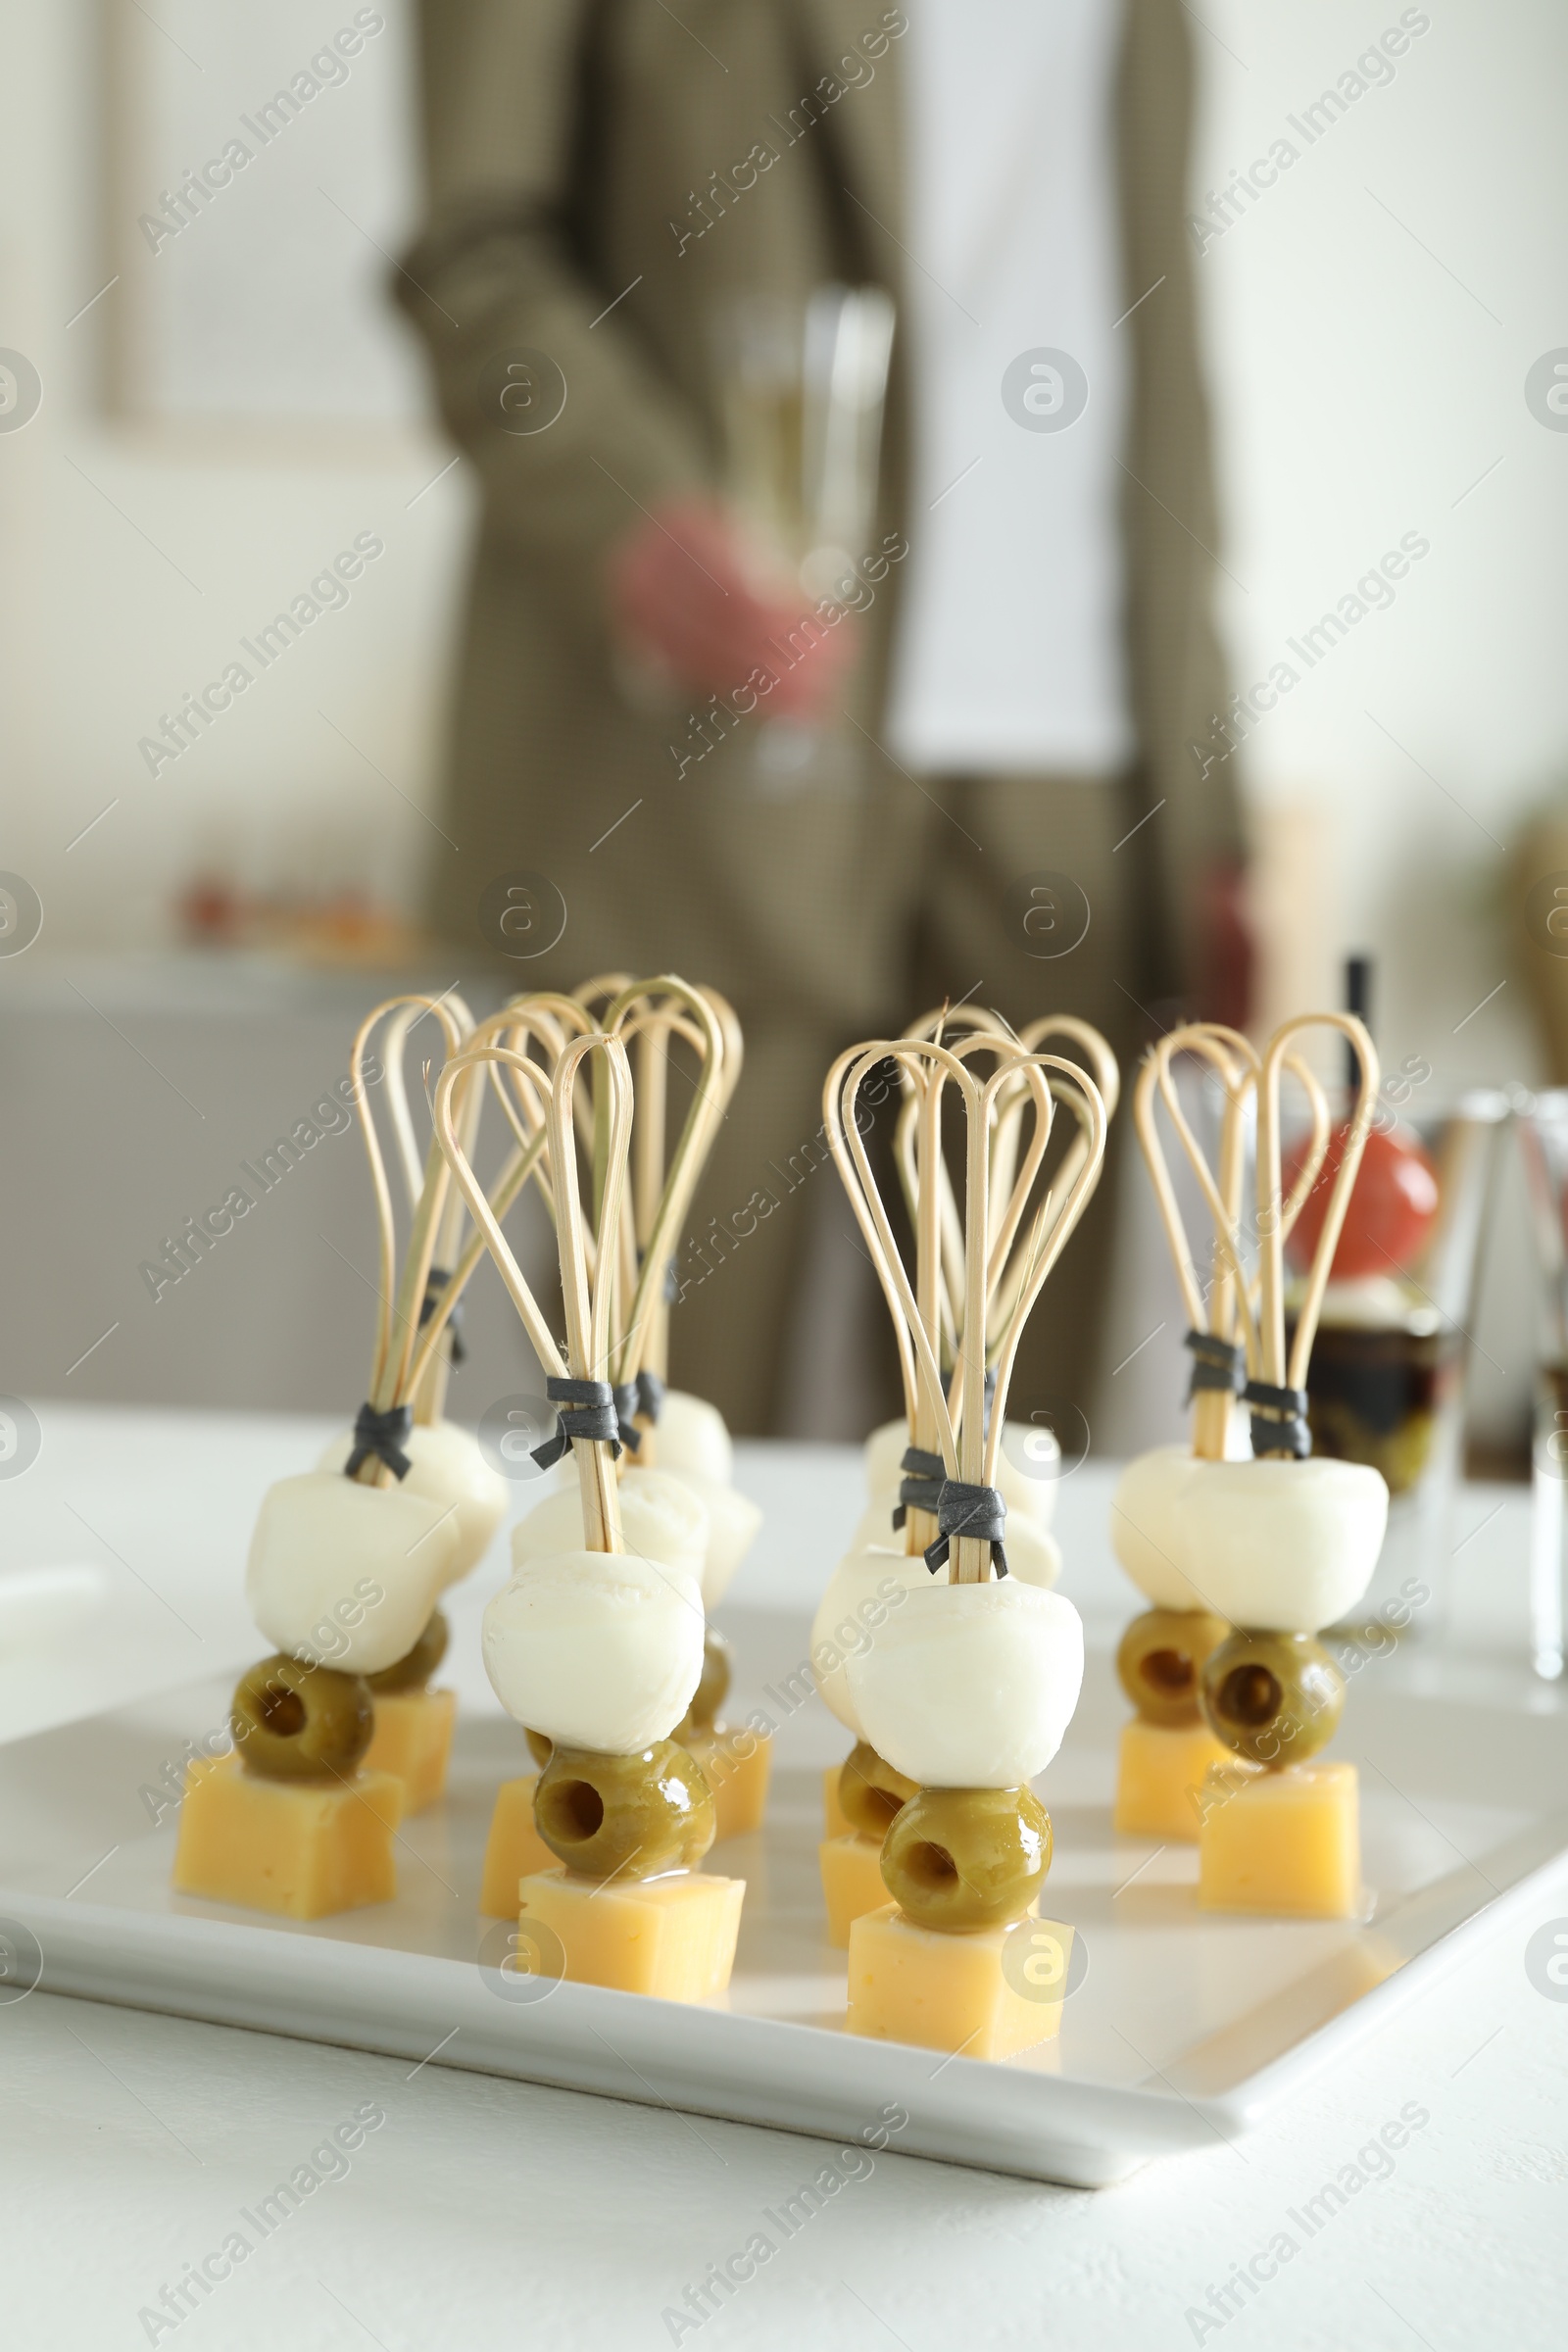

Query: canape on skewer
[[1176, 1015, 1390, 1917], [1108, 1024, 1326, 1838], [438, 1025, 745, 1999], [511, 976, 769, 1844], [854, 1012, 1117, 1560], [816, 1010, 1115, 1937], [174, 994, 491, 1917], [820, 1034, 1107, 2056], [309, 994, 538, 1809]]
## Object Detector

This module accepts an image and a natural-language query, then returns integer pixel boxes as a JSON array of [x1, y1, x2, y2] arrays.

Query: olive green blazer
[[396, 0, 1242, 1018]]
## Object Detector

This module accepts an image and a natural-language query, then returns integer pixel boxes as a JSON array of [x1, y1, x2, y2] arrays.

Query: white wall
[[0, 1, 468, 955], [1195, 0, 1567, 1078]]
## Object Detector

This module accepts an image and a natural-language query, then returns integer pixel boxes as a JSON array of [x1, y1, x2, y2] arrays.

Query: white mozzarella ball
[[512, 1467, 709, 1592], [815, 1538, 1069, 1743], [1172, 1456, 1390, 1633], [847, 1582, 1085, 1789], [849, 1501, 1061, 1591], [1109, 1445, 1206, 1611], [654, 1391, 734, 1484], [247, 1471, 460, 1674], [482, 1548, 705, 1751], [862, 1417, 1058, 1532], [810, 1545, 922, 1735], [318, 1420, 508, 1586], [660, 1466, 761, 1608]]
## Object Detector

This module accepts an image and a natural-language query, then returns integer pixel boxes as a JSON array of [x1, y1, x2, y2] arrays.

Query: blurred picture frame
[[99, 0, 427, 450]]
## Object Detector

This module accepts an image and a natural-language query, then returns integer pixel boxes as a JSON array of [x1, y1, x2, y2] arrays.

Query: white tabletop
[[1, 1407, 1562, 2350]]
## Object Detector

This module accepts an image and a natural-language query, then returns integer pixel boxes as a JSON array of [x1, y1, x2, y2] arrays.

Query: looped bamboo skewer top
[[1256, 1014, 1380, 1425], [435, 1032, 635, 1554], [826, 1039, 1107, 1582], [378, 993, 480, 1428], [891, 1009, 1120, 1386], [1133, 1023, 1333, 1460], [594, 978, 727, 1401], [364, 993, 595, 1434], [344, 992, 471, 1481]]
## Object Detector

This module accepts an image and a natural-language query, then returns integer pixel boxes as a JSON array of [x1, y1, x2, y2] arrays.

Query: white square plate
[[3, 1603, 1565, 2188]]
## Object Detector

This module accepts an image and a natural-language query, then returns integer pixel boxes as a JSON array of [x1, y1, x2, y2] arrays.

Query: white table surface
[[1, 1406, 1564, 2351]]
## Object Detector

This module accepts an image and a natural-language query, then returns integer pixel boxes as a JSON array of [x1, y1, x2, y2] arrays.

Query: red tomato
[[1283, 1122, 1441, 1279]]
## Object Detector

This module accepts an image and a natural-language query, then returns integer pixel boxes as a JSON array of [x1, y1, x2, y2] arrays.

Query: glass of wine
[[710, 283, 895, 796]]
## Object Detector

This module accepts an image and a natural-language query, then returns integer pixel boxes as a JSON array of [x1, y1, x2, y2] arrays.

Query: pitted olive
[[1199, 1628, 1344, 1767], [231, 1653, 372, 1782], [880, 1786, 1052, 1932], [839, 1740, 919, 1841], [1116, 1606, 1230, 1726], [676, 1628, 733, 1739], [534, 1740, 715, 1881], [367, 1609, 450, 1693]]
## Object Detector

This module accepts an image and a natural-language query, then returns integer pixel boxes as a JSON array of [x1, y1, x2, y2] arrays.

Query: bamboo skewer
[[1134, 1026, 1257, 1461], [434, 1036, 635, 1553], [1259, 1015, 1380, 1402], [598, 982, 725, 1396], [891, 1009, 1120, 1383], [826, 1041, 1107, 1584], [551, 977, 736, 1415], [344, 994, 467, 1481], [374, 996, 593, 1425]]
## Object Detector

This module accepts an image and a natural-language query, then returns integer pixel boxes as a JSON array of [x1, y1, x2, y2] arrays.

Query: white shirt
[[885, 0, 1135, 776]]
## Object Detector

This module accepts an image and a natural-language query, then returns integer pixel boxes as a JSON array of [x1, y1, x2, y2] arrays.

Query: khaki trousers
[[665, 771, 1155, 1438]]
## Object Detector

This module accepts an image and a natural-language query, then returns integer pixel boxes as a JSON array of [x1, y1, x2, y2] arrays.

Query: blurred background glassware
[[1287, 1087, 1509, 1641], [710, 283, 895, 796], [1513, 1086, 1568, 1678]]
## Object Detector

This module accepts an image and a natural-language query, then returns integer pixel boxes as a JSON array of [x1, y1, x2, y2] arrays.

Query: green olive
[[367, 1609, 450, 1693], [881, 1786, 1051, 1932], [231, 1653, 372, 1783], [1199, 1628, 1344, 1768], [839, 1740, 919, 1842], [534, 1740, 715, 1882], [1116, 1606, 1230, 1726], [674, 1629, 733, 1740], [525, 1729, 554, 1769]]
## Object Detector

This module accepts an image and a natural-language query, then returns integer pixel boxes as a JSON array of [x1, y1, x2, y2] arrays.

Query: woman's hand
[[608, 497, 855, 721]]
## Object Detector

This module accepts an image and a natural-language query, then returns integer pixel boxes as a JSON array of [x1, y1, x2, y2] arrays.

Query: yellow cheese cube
[[819, 1834, 888, 1947], [172, 1752, 402, 1921], [686, 1727, 773, 1841], [1199, 1759, 1361, 1918], [1114, 1716, 1233, 1841], [822, 1762, 853, 1840], [518, 1866, 745, 2001], [364, 1688, 457, 1815], [478, 1774, 556, 1918], [847, 1902, 1074, 2059]]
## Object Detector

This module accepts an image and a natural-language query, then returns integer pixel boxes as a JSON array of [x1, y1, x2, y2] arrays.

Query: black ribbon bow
[[611, 1368, 665, 1452], [344, 1399, 414, 1481], [419, 1267, 466, 1365], [1243, 1377, 1312, 1459], [1184, 1327, 1244, 1400], [925, 1480, 1009, 1578], [891, 1446, 945, 1532], [531, 1377, 622, 1470]]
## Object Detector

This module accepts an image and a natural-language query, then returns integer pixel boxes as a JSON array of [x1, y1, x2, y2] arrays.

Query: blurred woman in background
[[395, 0, 1250, 1432]]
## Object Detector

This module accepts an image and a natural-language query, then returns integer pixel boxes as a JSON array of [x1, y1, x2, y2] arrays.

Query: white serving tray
[[3, 1605, 1566, 2189]]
